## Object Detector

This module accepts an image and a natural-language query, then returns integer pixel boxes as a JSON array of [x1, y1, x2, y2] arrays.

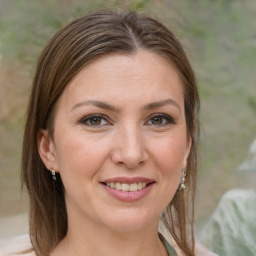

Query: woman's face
[[39, 50, 191, 233]]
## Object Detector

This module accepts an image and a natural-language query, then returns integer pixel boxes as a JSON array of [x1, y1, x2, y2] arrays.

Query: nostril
[[111, 145, 148, 169]]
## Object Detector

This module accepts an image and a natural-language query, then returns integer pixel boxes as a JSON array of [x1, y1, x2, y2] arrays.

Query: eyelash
[[145, 113, 176, 126], [79, 113, 175, 127], [79, 114, 110, 127]]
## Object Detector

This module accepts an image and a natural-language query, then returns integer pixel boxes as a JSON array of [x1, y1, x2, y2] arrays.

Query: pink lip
[[101, 176, 154, 184], [100, 177, 155, 202]]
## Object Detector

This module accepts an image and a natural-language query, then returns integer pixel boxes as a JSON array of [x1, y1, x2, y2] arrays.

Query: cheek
[[148, 135, 186, 211], [150, 134, 187, 174], [54, 132, 109, 178]]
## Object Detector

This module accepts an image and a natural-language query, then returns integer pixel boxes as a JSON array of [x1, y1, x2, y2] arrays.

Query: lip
[[100, 176, 155, 202], [101, 176, 154, 184]]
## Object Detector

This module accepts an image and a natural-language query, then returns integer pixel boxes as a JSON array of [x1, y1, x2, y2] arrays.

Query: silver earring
[[180, 168, 186, 189], [51, 168, 57, 181]]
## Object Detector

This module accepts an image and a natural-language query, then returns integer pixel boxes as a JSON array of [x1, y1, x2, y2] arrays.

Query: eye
[[146, 114, 175, 126], [80, 114, 109, 126]]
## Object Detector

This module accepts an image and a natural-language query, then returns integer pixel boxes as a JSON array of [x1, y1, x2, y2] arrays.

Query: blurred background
[[0, 0, 255, 240]]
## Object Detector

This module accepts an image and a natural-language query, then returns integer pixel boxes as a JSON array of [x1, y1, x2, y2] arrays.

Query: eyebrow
[[71, 99, 181, 113], [71, 100, 120, 112], [142, 99, 181, 113]]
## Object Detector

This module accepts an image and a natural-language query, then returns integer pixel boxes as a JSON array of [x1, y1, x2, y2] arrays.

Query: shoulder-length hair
[[22, 10, 200, 256]]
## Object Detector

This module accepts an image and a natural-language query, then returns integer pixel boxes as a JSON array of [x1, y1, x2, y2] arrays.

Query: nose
[[111, 124, 148, 169]]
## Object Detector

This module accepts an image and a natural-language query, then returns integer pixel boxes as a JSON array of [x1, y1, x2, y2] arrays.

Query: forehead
[[60, 50, 184, 109]]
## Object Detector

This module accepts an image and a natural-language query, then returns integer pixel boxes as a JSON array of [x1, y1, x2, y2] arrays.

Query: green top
[[159, 233, 178, 256]]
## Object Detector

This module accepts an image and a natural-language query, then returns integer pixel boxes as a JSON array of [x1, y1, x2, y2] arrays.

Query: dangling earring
[[180, 168, 186, 189], [51, 168, 57, 181]]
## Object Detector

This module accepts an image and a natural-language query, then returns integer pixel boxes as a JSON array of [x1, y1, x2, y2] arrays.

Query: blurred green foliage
[[0, 0, 150, 63]]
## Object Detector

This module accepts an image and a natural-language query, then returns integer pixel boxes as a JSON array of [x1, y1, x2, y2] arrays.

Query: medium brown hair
[[22, 10, 200, 256]]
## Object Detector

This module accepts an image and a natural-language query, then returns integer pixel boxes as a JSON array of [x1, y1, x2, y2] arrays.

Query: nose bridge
[[123, 123, 142, 154], [112, 122, 147, 168]]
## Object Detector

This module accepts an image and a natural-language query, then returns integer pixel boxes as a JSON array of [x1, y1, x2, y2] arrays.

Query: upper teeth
[[106, 182, 147, 192]]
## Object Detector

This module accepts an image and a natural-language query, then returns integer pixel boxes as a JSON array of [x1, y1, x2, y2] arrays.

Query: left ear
[[182, 135, 192, 169]]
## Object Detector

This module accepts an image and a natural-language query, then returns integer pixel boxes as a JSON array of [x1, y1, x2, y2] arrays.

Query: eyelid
[[78, 113, 175, 127], [145, 113, 176, 125], [79, 113, 111, 126]]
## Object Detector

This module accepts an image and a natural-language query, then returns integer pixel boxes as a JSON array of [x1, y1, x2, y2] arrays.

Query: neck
[[51, 210, 167, 256]]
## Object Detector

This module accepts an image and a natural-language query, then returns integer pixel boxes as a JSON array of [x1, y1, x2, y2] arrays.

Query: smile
[[101, 177, 155, 202], [105, 182, 147, 192]]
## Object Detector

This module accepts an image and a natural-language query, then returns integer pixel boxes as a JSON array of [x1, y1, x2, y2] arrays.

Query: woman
[[21, 10, 200, 256]]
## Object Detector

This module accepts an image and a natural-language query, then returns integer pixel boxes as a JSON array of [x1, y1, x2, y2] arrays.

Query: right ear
[[37, 129, 58, 171]]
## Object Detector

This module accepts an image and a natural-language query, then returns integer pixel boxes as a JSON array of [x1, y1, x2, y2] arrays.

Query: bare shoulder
[[195, 242, 219, 256], [170, 240, 219, 256], [0, 235, 34, 256], [158, 227, 218, 256]]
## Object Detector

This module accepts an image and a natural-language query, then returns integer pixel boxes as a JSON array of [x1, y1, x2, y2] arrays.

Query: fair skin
[[38, 50, 191, 256]]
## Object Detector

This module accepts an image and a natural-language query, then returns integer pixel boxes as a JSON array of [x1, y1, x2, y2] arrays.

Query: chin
[[101, 208, 159, 233]]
